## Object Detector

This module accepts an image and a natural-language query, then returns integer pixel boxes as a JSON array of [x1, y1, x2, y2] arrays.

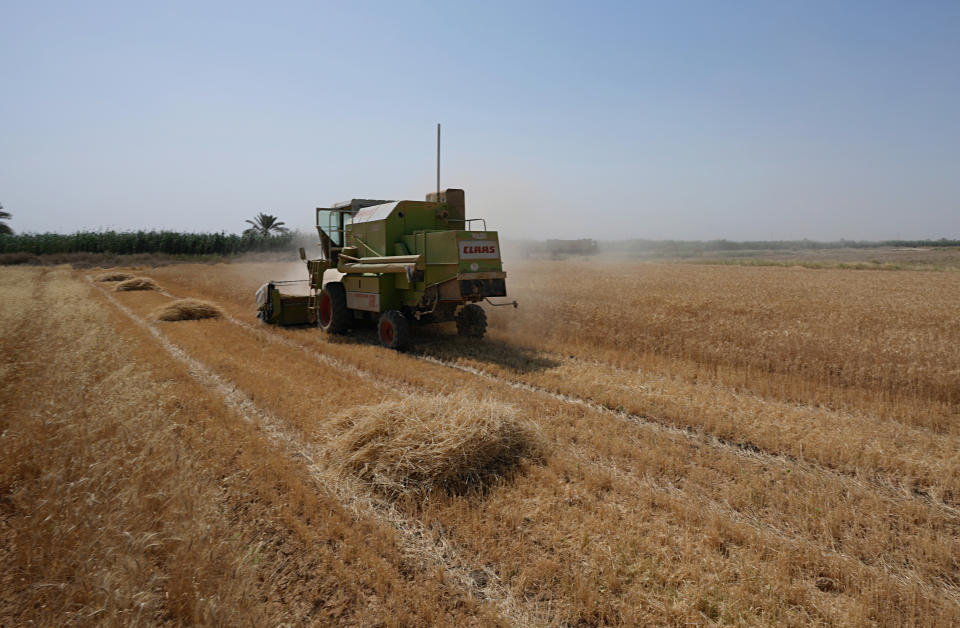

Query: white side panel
[[346, 291, 380, 312]]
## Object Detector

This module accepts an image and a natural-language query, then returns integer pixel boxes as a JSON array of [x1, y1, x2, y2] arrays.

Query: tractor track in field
[[101, 279, 960, 604], [147, 279, 960, 518], [220, 303, 960, 601], [414, 354, 960, 601], [218, 309, 960, 599], [412, 353, 960, 518], [87, 279, 543, 627], [561, 443, 960, 604]]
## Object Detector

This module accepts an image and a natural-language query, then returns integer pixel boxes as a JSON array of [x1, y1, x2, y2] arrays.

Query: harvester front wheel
[[318, 282, 350, 334], [378, 310, 410, 350], [456, 304, 487, 338]]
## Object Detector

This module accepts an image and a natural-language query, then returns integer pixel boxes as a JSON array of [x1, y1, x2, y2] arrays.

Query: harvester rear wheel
[[456, 304, 487, 338], [318, 282, 350, 334], [378, 310, 410, 350]]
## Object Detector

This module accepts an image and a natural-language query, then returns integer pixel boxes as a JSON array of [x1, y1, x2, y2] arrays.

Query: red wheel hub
[[319, 293, 332, 326], [380, 319, 394, 344]]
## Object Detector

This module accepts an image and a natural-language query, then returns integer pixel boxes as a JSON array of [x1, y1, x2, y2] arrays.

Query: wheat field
[[1, 259, 958, 625]]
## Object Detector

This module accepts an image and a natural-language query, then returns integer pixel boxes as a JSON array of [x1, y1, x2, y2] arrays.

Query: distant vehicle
[[546, 239, 598, 257]]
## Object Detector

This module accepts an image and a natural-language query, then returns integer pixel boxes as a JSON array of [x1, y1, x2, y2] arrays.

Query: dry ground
[[2, 259, 958, 625], [696, 246, 960, 269], [593, 245, 960, 270]]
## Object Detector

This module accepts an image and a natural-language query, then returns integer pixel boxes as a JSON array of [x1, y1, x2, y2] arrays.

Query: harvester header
[[257, 188, 516, 349]]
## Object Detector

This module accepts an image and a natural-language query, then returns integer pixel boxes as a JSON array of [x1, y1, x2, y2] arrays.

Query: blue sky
[[2, 1, 958, 239]]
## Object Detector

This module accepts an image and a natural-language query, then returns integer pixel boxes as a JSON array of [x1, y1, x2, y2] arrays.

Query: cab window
[[316, 210, 345, 246]]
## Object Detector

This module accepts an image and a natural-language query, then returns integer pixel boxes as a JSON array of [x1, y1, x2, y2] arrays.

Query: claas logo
[[462, 244, 496, 255], [459, 241, 499, 259]]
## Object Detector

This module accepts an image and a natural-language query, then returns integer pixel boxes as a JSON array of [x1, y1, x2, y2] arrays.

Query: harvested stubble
[[114, 276, 159, 291], [151, 298, 223, 322], [327, 393, 542, 497], [94, 271, 133, 282], [111, 260, 960, 624]]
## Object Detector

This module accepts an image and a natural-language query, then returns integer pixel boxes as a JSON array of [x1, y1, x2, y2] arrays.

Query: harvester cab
[[256, 188, 517, 350], [316, 198, 389, 267]]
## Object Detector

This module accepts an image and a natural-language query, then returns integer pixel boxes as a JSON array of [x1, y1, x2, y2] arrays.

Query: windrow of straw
[[94, 271, 133, 282], [326, 393, 542, 498], [151, 298, 223, 322], [114, 276, 159, 291]]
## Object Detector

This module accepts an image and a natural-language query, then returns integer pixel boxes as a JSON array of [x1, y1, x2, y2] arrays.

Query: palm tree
[[244, 212, 288, 237], [0, 204, 12, 235]]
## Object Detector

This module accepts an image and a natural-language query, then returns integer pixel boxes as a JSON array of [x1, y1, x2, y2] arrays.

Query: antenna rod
[[436, 123, 441, 198]]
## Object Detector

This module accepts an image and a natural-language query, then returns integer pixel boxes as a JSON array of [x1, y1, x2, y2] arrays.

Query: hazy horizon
[[2, 1, 958, 241]]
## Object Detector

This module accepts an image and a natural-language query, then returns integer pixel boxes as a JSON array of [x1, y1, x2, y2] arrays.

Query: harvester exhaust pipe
[[436, 122, 441, 199]]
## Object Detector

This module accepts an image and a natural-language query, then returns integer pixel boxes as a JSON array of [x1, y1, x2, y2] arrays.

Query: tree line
[[0, 230, 300, 256], [0, 210, 313, 256]]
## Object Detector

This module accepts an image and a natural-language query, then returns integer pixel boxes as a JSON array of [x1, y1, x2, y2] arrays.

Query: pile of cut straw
[[151, 298, 223, 322], [327, 393, 542, 498]]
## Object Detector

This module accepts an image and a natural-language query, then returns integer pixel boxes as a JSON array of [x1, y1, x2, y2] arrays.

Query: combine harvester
[[256, 188, 517, 349], [546, 238, 599, 258]]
